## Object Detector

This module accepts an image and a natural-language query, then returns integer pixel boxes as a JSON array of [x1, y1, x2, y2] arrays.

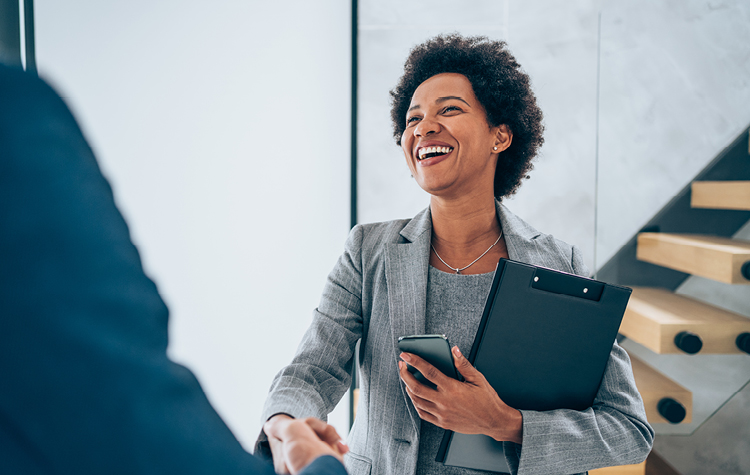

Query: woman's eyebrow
[[407, 96, 471, 113], [436, 96, 471, 106]]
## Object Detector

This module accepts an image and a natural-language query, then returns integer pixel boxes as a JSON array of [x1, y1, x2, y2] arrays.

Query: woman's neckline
[[428, 265, 495, 277]]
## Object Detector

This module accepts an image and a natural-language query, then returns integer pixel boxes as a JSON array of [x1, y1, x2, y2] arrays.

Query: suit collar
[[398, 199, 542, 244], [496, 201, 544, 262], [497, 201, 576, 273], [496, 200, 541, 240], [398, 206, 432, 243]]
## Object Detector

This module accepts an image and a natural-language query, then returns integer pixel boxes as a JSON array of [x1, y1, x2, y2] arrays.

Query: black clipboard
[[435, 259, 632, 473]]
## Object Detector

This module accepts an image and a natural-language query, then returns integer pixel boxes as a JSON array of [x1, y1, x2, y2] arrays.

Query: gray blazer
[[260, 202, 654, 475]]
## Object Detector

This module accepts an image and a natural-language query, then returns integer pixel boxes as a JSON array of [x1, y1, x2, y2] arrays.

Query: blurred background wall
[[22, 0, 750, 472], [34, 0, 353, 447]]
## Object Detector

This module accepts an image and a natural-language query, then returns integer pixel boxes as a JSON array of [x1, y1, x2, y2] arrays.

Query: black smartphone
[[398, 334, 460, 390]]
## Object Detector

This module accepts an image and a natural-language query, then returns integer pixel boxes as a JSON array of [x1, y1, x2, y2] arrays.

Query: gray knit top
[[415, 266, 495, 475]]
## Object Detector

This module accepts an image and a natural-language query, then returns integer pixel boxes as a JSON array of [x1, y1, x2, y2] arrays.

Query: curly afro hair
[[390, 34, 544, 199]]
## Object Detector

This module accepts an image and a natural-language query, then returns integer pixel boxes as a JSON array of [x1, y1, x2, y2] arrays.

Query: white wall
[[34, 0, 352, 448]]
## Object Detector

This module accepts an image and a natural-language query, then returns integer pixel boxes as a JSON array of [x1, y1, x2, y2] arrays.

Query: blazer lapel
[[496, 201, 576, 273], [496, 201, 541, 262], [385, 206, 432, 435]]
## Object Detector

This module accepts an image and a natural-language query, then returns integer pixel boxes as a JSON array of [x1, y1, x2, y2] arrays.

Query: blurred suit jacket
[[259, 201, 654, 475], [0, 64, 344, 475]]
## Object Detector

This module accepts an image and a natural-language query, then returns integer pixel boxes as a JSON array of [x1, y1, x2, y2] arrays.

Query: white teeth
[[418, 146, 453, 160]]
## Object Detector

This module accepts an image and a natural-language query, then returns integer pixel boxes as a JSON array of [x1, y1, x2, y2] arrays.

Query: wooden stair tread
[[589, 451, 680, 475], [637, 233, 750, 284], [630, 355, 692, 424], [620, 287, 750, 354], [589, 461, 646, 475], [692, 181, 750, 211], [639, 233, 750, 252], [627, 287, 746, 324]]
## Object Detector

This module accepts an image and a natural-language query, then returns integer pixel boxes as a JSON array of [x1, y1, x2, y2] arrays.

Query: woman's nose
[[414, 117, 439, 137]]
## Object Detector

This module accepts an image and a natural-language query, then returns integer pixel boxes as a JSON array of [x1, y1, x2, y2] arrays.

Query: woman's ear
[[493, 124, 513, 153]]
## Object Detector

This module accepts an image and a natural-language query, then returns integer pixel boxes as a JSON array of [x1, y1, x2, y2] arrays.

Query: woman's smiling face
[[401, 73, 510, 199]]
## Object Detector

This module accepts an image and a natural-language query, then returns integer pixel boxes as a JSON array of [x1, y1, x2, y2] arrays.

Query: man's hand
[[264, 415, 349, 474], [398, 346, 523, 444]]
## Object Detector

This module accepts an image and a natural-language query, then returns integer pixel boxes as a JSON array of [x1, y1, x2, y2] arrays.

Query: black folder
[[435, 259, 632, 473]]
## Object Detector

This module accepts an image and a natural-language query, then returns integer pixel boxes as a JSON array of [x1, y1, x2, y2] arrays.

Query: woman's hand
[[264, 414, 349, 474], [398, 346, 523, 444]]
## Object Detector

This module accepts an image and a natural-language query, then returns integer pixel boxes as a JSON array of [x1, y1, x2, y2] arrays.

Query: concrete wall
[[597, 0, 750, 266]]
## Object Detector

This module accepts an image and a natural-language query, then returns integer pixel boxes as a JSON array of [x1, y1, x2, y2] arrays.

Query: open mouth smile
[[417, 146, 454, 161]]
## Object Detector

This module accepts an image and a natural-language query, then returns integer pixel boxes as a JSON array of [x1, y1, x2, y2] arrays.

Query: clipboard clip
[[531, 267, 604, 301]]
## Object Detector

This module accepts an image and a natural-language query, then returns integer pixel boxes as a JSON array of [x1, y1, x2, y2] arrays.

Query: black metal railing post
[[348, 0, 359, 430]]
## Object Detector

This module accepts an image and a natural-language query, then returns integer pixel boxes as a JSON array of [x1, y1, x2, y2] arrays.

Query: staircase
[[592, 131, 750, 474]]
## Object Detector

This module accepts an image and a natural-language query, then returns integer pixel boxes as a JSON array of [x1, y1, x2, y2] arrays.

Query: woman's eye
[[406, 116, 421, 124], [443, 105, 462, 113]]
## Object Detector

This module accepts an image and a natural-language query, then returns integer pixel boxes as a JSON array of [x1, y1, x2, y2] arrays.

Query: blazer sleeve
[[257, 225, 365, 441], [502, 245, 654, 475]]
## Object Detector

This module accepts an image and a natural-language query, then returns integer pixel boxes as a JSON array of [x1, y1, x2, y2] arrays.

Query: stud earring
[[493, 146, 498, 151]]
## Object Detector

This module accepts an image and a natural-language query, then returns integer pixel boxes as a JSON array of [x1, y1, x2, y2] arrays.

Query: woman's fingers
[[396, 347, 522, 439], [266, 435, 291, 474], [266, 418, 347, 474], [403, 378, 437, 408], [403, 384, 441, 420], [399, 352, 451, 389], [398, 359, 423, 389], [398, 359, 442, 404], [451, 346, 483, 383], [302, 418, 349, 455], [264, 415, 350, 473], [411, 402, 440, 425], [264, 416, 293, 474]]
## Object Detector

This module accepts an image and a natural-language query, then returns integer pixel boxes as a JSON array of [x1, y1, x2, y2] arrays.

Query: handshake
[[263, 414, 349, 474]]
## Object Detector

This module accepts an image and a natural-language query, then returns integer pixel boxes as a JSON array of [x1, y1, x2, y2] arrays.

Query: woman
[[258, 34, 654, 475]]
